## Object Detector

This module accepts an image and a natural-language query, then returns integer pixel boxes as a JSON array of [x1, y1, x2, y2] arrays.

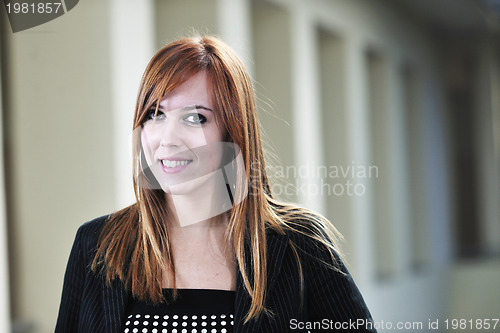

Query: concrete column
[[475, 41, 500, 255], [216, 0, 253, 74], [109, 0, 155, 208], [402, 65, 430, 271], [318, 30, 354, 258], [387, 61, 411, 277], [366, 51, 396, 280], [420, 70, 452, 266], [345, 37, 375, 283], [290, 3, 325, 214], [251, 1, 295, 202]]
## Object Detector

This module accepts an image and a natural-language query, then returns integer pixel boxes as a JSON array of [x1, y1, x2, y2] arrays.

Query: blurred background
[[0, 0, 499, 332]]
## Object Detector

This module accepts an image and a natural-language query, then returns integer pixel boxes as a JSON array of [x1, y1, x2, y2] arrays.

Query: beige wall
[[155, 0, 217, 48], [0, 24, 11, 333], [1, 0, 498, 332], [4, 1, 116, 331]]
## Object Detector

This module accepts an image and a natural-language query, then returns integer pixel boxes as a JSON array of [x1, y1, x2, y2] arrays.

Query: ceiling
[[382, 0, 500, 36]]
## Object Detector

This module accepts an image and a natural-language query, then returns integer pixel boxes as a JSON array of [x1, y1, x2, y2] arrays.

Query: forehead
[[158, 71, 212, 110]]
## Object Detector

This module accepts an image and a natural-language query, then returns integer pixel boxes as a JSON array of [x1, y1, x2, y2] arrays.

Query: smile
[[161, 159, 193, 168]]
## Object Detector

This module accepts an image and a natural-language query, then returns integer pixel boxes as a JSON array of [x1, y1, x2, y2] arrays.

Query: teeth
[[162, 160, 191, 168]]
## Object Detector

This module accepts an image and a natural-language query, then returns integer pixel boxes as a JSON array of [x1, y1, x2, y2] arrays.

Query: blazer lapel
[[233, 229, 290, 332]]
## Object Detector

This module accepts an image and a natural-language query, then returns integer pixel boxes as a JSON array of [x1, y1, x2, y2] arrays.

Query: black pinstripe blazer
[[55, 215, 376, 332]]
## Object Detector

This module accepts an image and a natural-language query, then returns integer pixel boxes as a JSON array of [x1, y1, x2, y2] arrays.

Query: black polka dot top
[[123, 289, 235, 333]]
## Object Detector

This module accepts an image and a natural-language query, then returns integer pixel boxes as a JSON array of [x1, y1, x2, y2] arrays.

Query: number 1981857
[[6, 2, 62, 14], [444, 319, 499, 330]]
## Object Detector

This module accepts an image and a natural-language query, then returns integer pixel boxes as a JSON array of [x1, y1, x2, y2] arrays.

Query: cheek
[[188, 126, 223, 149], [191, 126, 224, 169], [140, 127, 159, 163], [203, 123, 226, 144]]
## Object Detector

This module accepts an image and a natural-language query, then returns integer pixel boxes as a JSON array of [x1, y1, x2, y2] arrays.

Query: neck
[[165, 174, 233, 228], [161, 184, 235, 290]]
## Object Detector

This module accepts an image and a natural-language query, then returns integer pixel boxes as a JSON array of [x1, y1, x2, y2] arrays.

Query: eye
[[146, 109, 165, 121], [184, 113, 207, 125]]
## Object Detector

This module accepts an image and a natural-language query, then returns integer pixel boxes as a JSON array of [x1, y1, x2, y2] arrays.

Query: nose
[[159, 119, 183, 148]]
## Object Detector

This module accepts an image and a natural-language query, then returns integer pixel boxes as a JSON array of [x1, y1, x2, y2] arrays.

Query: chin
[[161, 182, 196, 196]]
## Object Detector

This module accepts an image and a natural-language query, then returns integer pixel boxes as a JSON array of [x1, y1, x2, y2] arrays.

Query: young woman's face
[[140, 71, 225, 195]]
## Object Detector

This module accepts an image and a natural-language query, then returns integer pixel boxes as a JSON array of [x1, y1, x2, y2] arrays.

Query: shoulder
[[267, 202, 341, 249], [73, 214, 111, 254], [76, 214, 111, 238], [284, 213, 340, 253], [78, 214, 111, 232], [267, 212, 343, 269]]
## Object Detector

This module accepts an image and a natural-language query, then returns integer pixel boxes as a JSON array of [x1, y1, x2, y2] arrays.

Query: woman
[[56, 36, 376, 333]]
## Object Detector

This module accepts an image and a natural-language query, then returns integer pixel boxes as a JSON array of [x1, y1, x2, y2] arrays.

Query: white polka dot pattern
[[123, 313, 233, 333]]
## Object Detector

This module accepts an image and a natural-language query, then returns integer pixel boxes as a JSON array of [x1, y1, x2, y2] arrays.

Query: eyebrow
[[155, 104, 213, 112], [182, 104, 213, 112]]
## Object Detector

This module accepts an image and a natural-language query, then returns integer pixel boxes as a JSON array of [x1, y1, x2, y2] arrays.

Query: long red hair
[[92, 35, 342, 322]]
